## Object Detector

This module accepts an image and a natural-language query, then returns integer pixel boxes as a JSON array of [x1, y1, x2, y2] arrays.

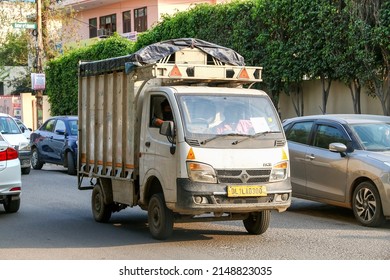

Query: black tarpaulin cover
[[79, 38, 245, 76]]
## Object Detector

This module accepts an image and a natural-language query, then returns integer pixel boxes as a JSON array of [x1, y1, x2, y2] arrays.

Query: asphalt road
[[0, 164, 389, 260]]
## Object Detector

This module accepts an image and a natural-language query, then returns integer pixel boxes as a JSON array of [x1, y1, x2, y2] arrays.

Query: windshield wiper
[[200, 133, 248, 145], [232, 131, 281, 145]]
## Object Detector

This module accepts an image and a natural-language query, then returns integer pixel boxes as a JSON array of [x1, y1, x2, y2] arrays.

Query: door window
[[313, 124, 348, 149], [286, 121, 313, 145]]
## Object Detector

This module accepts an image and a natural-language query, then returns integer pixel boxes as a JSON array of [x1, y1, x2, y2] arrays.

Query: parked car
[[30, 116, 78, 175], [283, 114, 390, 227], [0, 132, 22, 213], [13, 118, 32, 140], [0, 113, 31, 174]]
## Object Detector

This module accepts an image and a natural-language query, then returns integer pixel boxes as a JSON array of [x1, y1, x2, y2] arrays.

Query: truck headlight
[[186, 162, 217, 183], [269, 161, 288, 182]]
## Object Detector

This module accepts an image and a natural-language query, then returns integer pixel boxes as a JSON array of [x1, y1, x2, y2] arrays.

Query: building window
[[99, 14, 117, 36], [134, 7, 147, 32], [123, 11, 131, 33], [0, 82, 4, 95], [89, 18, 97, 38]]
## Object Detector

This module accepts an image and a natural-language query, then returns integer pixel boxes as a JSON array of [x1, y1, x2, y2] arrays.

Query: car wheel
[[3, 196, 20, 213], [148, 193, 174, 240], [243, 210, 270, 235], [67, 152, 76, 175], [352, 181, 385, 227], [21, 166, 31, 175], [31, 147, 44, 170], [91, 183, 112, 223]]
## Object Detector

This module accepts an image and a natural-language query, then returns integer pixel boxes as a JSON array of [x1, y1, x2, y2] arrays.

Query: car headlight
[[269, 161, 288, 182], [186, 162, 217, 183], [18, 142, 31, 152]]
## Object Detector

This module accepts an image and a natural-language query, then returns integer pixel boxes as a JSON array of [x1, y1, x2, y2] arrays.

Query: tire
[[352, 181, 385, 227], [67, 152, 76, 175], [148, 193, 174, 240], [21, 166, 31, 175], [243, 210, 270, 235], [91, 184, 112, 223], [3, 196, 20, 213], [31, 147, 44, 170]]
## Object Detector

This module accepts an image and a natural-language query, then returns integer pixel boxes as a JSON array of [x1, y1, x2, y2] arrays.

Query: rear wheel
[[67, 152, 76, 175], [92, 183, 112, 222], [3, 196, 20, 213], [352, 181, 385, 227], [21, 166, 31, 175], [148, 193, 174, 240], [243, 210, 270, 235], [31, 148, 43, 170]]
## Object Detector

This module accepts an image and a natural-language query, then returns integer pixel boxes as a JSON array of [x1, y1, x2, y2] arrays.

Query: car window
[[313, 124, 348, 149], [54, 120, 66, 132], [42, 119, 56, 132], [286, 121, 313, 144], [0, 116, 21, 134], [68, 120, 78, 136]]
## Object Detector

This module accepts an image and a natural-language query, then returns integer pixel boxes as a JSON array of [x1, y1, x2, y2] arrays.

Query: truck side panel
[[79, 71, 135, 180]]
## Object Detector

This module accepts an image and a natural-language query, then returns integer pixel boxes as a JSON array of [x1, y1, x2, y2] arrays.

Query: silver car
[[283, 114, 390, 227]]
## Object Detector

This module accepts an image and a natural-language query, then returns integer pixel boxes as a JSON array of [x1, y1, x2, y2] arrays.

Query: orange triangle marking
[[169, 65, 182, 77], [238, 68, 250, 79]]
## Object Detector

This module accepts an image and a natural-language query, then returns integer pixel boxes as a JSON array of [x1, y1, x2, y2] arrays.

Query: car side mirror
[[329, 142, 353, 157], [56, 129, 65, 135]]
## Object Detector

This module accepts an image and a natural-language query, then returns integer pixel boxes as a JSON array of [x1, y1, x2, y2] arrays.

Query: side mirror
[[159, 121, 176, 154], [55, 129, 66, 135], [160, 121, 175, 138], [329, 142, 353, 157]]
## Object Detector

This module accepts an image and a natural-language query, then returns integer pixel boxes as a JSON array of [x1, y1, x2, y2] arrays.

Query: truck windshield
[[178, 94, 281, 139]]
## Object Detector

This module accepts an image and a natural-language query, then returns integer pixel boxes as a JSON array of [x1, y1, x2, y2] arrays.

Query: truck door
[[139, 93, 178, 203]]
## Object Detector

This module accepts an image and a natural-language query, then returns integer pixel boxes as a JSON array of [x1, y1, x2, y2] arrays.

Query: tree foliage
[[44, 0, 390, 116], [46, 33, 134, 115]]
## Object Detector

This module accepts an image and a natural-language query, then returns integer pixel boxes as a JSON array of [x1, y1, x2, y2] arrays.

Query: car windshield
[[351, 122, 390, 151], [68, 119, 78, 136], [0, 116, 21, 135], [177, 94, 281, 139]]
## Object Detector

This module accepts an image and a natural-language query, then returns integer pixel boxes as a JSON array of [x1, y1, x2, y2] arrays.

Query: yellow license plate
[[227, 185, 267, 197]]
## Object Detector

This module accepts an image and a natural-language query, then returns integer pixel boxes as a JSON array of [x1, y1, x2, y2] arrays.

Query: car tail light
[[0, 147, 19, 161], [10, 187, 21, 192]]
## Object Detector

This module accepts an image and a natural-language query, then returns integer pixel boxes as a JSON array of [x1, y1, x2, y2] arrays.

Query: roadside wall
[[278, 79, 382, 120]]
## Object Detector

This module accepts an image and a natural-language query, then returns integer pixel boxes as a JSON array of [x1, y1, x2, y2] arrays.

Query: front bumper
[[174, 178, 291, 215]]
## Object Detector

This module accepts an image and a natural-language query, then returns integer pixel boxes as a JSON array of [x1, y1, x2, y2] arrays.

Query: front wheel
[[243, 210, 270, 235], [92, 184, 112, 223], [148, 193, 174, 240], [352, 181, 385, 227], [31, 148, 43, 170], [67, 152, 76, 175], [3, 196, 20, 213], [21, 166, 31, 175]]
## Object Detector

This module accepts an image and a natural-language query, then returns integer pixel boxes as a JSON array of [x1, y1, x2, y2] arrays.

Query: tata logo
[[263, 163, 272, 167]]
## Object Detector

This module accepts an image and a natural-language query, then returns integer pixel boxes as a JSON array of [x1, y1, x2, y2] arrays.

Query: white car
[[13, 118, 32, 140], [0, 113, 31, 174], [0, 132, 22, 213]]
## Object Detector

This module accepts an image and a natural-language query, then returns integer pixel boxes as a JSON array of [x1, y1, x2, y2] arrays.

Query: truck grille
[[216, 169, 271, 184]]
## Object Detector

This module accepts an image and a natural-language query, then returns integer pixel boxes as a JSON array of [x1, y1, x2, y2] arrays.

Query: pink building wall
[[63, 0, 229, 43]]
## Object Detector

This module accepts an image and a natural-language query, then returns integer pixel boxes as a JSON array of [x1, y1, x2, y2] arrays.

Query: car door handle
[[145, 141, 151, 147], [306, 154, 315, 160]]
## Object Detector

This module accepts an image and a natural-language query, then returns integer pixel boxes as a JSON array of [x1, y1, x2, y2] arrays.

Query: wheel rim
[[32, 149, 38, 166], [94, 191, 102, 214], [355, 187, 377, 222], [150, 201, 161, 229]]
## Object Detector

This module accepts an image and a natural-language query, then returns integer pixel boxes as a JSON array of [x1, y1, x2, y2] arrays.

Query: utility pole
[[35, 0, 43, 128]]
